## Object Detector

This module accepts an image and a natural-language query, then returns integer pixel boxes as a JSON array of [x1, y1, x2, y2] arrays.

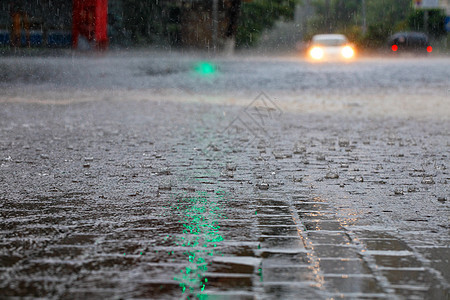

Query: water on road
[[0, 51, 449, 299]]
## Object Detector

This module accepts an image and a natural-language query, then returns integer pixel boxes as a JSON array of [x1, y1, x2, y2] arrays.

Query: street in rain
[[0, 1, 449, 299]]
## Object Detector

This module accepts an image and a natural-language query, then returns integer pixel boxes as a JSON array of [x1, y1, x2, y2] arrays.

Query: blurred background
[[0, 0, 448, 54]]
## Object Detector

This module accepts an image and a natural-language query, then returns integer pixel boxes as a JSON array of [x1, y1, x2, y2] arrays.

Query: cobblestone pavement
[[0, 52, 449, 299]]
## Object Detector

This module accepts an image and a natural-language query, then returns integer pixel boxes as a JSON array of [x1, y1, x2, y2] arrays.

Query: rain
[[0, 0, 449, 299]]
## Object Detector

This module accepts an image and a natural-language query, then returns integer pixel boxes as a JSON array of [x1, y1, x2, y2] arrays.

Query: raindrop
[[293, 176, 303, 182], [394, 189, 404, 195], [353, 176, 364, 182], [226, 163, 237, 171], [421, 177, 435, 184], [158, 182, 172, 190], [157, 167, 171, 175], [338, 139, 350, 147], [437, 197, 446, 203], [325, 172, 339, 179], [293, 145, 306, 154], [257, 182, 269, 190], [316, 154, 326, 161]]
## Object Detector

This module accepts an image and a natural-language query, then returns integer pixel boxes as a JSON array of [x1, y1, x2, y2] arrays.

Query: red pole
[[95, 0, 108, 50], [73, 0, 108, 50]]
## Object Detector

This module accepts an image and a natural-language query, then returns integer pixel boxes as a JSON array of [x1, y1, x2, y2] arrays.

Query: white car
[[307, 34, 355, 61]]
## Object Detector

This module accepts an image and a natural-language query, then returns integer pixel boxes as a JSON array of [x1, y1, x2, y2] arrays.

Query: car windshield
[[312, 38, 347, 46]]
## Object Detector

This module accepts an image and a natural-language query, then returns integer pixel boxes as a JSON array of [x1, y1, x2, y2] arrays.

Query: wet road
[[0, 51, 449, 299]]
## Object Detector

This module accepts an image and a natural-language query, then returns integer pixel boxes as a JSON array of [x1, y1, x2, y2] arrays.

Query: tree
[[362, 0, 413, 47], [307, 0, 360, 35], [408, 9, 446, 38], [235, 0, 300, 47], [306, 0, 414, 48]]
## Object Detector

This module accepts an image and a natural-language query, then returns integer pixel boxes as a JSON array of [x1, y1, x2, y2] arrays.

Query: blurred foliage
[[362, 0, 413, 47], [236, 0, 300, 47], [305, 0, 418, 48], [407, 9, 447, 38], [115, 0, 446, 49], [121, 0, 180, 45], [305, 0, 447, 48], [307, 0, 360, 34]]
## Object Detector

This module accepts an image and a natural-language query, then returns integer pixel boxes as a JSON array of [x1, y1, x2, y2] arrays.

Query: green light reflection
[[173, 190, 227, 299]]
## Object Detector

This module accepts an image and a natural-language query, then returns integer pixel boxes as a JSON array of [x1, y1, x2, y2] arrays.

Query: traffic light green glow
[[172, 190, 227, 298], [193, 62, 217, 77]]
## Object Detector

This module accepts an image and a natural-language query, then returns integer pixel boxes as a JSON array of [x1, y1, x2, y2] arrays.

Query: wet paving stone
[[323, 275, 383, 294], [318, 258, 371, 275], [363, 239, 411, 251], [257, 215, 296, 226], [303, 220, 344, 231], [263, 266, 316, 282], [306, 232, 351, 245], [262, 283, 324, 300], [1, 62, 449, 298], [201, 273, 253, 290], [258, 225, 300, 236], [259, 252, 310, 267], [373, 254, 422, 269], [259, 236, 304, 250], [313, 245, 361, 259]]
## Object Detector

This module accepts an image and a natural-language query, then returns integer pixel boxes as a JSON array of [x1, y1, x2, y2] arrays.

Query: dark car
[[387, 32, 432, 54]]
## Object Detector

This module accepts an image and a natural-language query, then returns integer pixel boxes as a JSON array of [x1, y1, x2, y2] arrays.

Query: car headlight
[[310, 47, 324, 60], [341, 46, 354, 59]]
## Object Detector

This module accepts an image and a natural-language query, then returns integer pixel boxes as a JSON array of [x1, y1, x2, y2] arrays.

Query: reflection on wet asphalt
[[0, 51, 449, 299]]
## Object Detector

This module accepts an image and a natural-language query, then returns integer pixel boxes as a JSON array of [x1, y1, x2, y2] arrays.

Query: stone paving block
[[0, 254, 21, 268], [391, 287, 430, 300], [318, 258, 371, 275], [257, 215, 296, 226], [0, 279, 63, 298], [295, 203, 331, 211], [382, 269, 430, 286], [59, 234, 100, 246], [262, 283, 324, 300], [60, 288, 122, 299], [14, 259, 82, 277], [263, 266, 316, 282], [197, 291, 255, 300], [323, 275, 383, 294], [373, 254, 422, 269], [213, 242, 258, 257], [416, 247, 450, 280], [202, 273, 253, 290], [129, 282, 181, 300], [258, 225, 300, 236], [260, 252, 310, 267], [297, 211, 336, 220], [306, 231, 351, 245], [303, 220, 344, 231], [313, 245, 361, 258], [363, 239, 411, 251], [209, 256, 259, 274], [259, 236, 304, 250]]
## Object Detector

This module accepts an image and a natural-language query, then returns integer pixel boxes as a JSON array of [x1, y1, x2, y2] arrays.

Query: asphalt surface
[[0, 50, 449, 299]]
